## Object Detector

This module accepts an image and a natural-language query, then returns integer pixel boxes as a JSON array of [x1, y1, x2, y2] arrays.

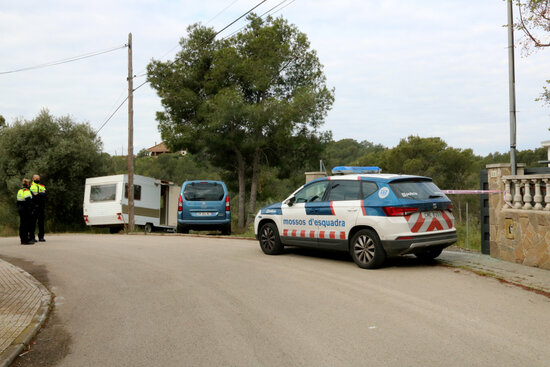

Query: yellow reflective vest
[[17, 188, 32, 209], [17, 188, 32, 201], [30, 182, 46, 195]]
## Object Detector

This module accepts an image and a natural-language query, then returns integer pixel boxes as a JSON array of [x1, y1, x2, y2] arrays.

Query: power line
[[205, 0, 241, 25], [97, 0, 272, 134], [95, 96, 128, 134], [94, 78, 149, 135], [133, 80, 149, 92], [223, 0, 296, 40], [132, 0, 245, 79], [131, 0, 272, 87], [214, 0, 269, 38], [0, 44, 127, 75], [260, 0, 295, 18]]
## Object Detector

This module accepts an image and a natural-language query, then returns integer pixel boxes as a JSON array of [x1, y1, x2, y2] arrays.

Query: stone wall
[[487, 163, 550, 270]]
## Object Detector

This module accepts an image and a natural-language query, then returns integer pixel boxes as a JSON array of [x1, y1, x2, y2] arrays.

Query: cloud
[[1, 0, 549, 157]]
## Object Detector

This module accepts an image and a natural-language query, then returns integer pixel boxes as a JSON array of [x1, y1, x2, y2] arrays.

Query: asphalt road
[[1, 234, 549, 366]]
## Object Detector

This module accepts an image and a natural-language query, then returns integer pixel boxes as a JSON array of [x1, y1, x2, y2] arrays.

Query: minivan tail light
[[382, 206, 418, 217], [178, 195, 183, 212], [225, 195, 230, 212]]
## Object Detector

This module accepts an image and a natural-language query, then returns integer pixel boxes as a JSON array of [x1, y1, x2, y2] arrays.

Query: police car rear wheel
[[350, 229, 386, 269], [259, 223, 283, 255]]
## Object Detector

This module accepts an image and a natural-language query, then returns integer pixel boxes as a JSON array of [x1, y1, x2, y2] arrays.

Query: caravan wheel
[[144, 223, 153, 233], [109, 226, 122, 234]]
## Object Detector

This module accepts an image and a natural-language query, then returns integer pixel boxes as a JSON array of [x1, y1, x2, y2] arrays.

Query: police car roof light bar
[[331, 166, 382, 175]]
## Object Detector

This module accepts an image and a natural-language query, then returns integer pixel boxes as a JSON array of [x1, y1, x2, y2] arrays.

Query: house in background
[[147, 142, 171, 156], [145, 142, 186, 157]]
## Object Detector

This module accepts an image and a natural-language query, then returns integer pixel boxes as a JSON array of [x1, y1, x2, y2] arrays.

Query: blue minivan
[[177, 181, 231, 235]]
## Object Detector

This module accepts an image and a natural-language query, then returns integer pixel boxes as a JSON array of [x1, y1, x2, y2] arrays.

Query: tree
[[0, 110, 109, 231], [321, 139, 382, 170], [147, 15, 334, 230], [0, 115, 5, 128], [515, 0, 550, 103], [367, 136, 478, 190]]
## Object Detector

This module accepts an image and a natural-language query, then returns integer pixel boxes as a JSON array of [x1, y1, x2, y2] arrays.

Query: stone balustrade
[[502, 174, 550, 211]]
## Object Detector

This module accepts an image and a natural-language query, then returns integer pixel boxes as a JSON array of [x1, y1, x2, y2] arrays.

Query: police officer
[[17, 178, 34, 245], [30, 174, 47, 242]]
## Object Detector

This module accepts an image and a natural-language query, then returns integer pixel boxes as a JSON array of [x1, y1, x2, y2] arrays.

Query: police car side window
[[294, 181, 329, 203], [361, 181, 378, 199], [327, 180, 362, 201]]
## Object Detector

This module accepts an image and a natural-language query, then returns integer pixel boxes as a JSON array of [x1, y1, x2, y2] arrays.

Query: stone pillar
[[305, 172, 326, 183], [486, 163, 526, 257], [541, 140, 550, 167]]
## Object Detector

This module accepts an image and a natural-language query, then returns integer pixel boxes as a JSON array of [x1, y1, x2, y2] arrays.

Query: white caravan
[[83, 174, 181, 233]]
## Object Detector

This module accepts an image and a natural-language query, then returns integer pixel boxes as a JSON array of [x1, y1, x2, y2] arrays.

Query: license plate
[[423, 211, 442, 218], [196, 212, 213, 216]]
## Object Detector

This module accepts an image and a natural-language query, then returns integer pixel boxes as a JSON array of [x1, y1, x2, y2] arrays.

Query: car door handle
[[348, 208, 358, 212]]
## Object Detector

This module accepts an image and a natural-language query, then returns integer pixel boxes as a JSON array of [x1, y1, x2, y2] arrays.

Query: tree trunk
[[235, 149, 247, 230], [246, 149, 261, 227]]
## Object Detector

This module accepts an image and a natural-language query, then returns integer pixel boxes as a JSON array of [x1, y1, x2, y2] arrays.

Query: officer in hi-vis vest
[[17, 178, 34, 245], [30, 174, 47, 242]]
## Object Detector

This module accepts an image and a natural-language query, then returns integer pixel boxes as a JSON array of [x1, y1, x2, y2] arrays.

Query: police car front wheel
[[259, 223, 284, 255], [350, 229, 386, 269]]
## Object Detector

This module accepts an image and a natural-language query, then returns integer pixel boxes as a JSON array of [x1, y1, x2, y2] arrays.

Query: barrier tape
[[442, 189, 514, 208]]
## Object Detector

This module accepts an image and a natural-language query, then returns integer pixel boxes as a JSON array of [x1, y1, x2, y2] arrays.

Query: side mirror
[[285, 196, 296, 207]]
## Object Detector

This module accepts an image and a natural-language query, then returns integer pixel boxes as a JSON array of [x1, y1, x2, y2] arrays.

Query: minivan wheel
[[221, 223, 231, 235], [177, 224, 189, 234], [259, 223, 284, 255], [350, 229, 386, 269]]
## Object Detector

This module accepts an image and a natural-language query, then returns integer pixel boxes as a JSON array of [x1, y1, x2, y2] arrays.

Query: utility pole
[[127, 32, 135, 232], [507, 0, 518, 175]]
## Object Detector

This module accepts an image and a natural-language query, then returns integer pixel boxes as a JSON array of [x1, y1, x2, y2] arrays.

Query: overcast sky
[[1, 0, 549, 157]]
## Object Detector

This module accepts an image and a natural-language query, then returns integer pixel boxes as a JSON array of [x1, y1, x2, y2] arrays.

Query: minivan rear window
[[389, 180, 443, 200], [184, 182, 225, 201]]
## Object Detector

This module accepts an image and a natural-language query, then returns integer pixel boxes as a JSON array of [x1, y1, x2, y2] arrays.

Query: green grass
[[454, 219, 481, 252]]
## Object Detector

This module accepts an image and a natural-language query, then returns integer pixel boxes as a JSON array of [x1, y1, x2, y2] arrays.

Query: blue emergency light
[[331, 166, 382, 175]]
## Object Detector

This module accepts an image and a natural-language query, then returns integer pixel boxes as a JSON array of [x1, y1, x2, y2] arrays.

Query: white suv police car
[[254, 166, 457, 269]]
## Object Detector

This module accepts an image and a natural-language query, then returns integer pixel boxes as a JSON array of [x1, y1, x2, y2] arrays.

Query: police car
[[254, 166, 457, 269]]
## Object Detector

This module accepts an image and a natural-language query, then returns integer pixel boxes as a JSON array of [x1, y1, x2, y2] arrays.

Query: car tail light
[[225, 195, 230, 212], [382, 206, 419, 216], [178, 195, 183, 212]]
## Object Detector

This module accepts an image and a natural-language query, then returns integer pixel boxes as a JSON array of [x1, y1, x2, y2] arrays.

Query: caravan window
[[90, 184, 117, 202], [124, 184, 142, 201]]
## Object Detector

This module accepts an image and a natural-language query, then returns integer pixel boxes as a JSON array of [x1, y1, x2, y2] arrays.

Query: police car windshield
[[184, 183, 224, 201], [389, 180, 443, 200]]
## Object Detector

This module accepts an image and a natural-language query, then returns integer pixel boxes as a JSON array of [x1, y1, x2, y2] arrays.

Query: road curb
[[0, 261, 52, 367], [438, 249, 550, 297]]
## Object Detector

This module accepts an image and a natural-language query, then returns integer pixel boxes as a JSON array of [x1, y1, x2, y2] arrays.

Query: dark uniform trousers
[[30, 207, 45, 240], [30, 182, 46, 240], [19, 206, 32, 243]]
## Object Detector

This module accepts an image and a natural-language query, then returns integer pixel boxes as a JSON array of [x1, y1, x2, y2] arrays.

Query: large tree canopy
[[515, 0, 550, 103], [353, 136, 478, 190], [0, 110, 108, 230], [147, 15, 334, 229]]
